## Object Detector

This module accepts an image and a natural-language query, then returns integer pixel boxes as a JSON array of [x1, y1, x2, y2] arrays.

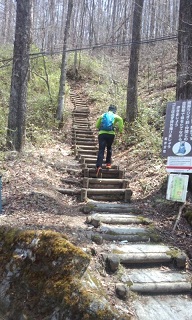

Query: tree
[[176, 0, 192, 100], [56, 0, 73, 122], [6, 0, 32, 151], [126, 0, 144, 122]]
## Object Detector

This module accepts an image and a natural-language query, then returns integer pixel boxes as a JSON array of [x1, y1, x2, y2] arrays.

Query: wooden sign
[[166, 174, 189, 202]]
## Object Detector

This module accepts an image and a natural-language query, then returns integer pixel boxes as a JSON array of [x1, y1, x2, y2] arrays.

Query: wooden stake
[[172, 202, 186, 233]]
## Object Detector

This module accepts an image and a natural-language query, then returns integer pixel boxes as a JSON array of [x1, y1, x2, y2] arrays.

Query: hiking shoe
[[96, 167, 102, 177], [106, 163, 111, 169]]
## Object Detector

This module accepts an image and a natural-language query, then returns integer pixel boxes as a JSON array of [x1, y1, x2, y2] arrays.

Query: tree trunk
[[6, 0, 31, 151], [176, 0, 192, 100], [56, 0, 73, 122], [126, 0, 144, 123]]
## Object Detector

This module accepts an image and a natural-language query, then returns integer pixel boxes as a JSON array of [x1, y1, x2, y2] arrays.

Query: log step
[[88, 229, 150, 243], [122, 268, 191, 294], [103, 244, 187, 268], [86, 213, 151, 226], [82, 200, 140, 214]]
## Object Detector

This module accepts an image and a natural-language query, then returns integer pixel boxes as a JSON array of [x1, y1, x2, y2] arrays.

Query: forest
[[0, 1, 192, 319], [0, 0, 191, 151]]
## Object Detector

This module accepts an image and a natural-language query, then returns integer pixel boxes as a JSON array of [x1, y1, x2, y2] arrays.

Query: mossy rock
[[0, 227, 130, 320]]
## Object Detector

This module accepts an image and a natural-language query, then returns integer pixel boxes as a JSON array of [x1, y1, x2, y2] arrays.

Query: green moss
[[137, 216, 152, 225], [0, 226, 131, 319], [166, 248, 181, 258], [0, 226, 19, 247], [146, 226, 161, 242]]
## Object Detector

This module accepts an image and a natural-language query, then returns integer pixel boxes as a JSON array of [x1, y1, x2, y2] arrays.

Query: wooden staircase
[[70, 91, 132, 202], [69, 91, 192, 320]]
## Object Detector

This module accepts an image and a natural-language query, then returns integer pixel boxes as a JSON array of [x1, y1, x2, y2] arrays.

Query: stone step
[[86, 213, 151, 226], [121, 268, 191, 294], [81, 188, 132, 202], [103, 244, 186, 269]]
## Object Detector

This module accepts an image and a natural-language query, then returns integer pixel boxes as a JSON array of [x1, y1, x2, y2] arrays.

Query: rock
[[107, 255, 120, 272], [115, 283, 129, 300], [175, 252, 187, 268], [91, 234, 103, 244], [0, 226, 131, 319]]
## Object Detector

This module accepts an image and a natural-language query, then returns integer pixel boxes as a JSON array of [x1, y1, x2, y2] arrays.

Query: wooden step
[[82, 177, 129, 189], [81, 188, 132, 202], [82, 167, 124, 178]]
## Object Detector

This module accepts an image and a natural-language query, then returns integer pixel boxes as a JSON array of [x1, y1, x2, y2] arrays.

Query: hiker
[[95, 104, 124, 176]]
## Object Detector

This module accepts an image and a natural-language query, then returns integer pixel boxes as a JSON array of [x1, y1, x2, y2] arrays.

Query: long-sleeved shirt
[[96, 111, 124, 135]]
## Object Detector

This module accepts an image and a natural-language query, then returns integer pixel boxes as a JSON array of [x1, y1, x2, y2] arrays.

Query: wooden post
[[83, 178, 89, 188], [81, 188, 87, 201]]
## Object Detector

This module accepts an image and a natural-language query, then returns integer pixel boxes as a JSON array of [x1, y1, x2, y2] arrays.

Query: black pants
[[96, 133, 115, 168]]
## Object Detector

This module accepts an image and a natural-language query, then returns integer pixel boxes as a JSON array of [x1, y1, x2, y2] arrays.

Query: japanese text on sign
[[162, 100, 192, 157]]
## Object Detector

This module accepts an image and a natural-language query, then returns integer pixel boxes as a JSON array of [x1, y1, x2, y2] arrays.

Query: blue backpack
[[100, 112, 115, 131]]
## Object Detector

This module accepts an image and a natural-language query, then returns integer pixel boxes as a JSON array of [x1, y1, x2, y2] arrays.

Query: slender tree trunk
[[7, 0, 31, 151], [56, 0, 73, 122], [176, 0, 192, 100], [126, 0, 144, 123]]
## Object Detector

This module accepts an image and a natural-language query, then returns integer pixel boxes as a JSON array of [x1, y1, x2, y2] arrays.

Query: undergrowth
[[0, 46, 176, 157]]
